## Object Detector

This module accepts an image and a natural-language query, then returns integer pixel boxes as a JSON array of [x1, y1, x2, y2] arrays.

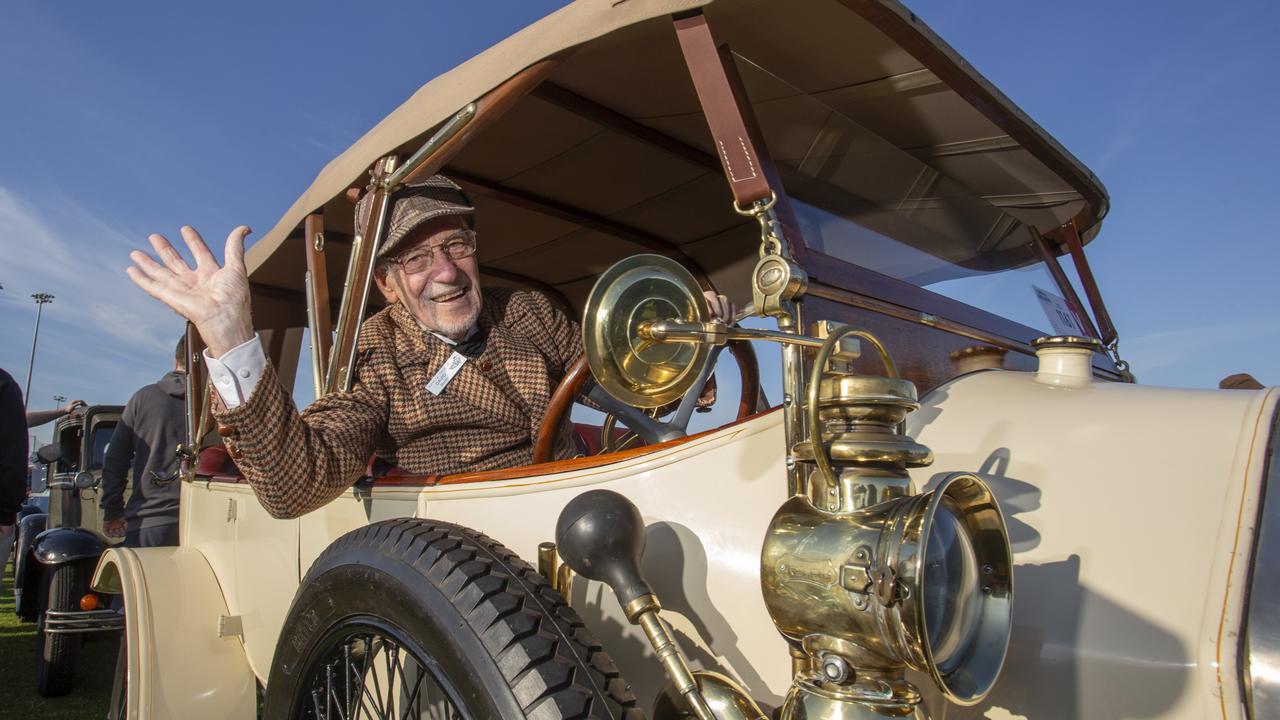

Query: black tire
[[35, 562, 86, 696], [13, 515, 43, 620], [264, 518, 642, 720]]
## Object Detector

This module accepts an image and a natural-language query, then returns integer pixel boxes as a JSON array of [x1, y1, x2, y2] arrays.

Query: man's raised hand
[[126, 226, 254, 358]]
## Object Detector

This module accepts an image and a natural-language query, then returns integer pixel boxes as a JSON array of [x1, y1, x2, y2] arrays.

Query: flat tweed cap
[[355, 174, 475, 259]]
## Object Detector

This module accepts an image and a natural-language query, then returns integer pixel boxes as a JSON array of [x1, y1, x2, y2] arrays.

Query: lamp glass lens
[[923, 497, 981, 673]]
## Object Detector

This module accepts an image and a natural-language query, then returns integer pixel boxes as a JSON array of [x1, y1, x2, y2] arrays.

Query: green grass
[[1, 560, 116, 720]]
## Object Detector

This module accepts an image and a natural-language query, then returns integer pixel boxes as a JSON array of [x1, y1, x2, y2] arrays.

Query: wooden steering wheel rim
[[532, 342, 763, 465], [729, 339, 762, 420], [533, 354, 592, 464]]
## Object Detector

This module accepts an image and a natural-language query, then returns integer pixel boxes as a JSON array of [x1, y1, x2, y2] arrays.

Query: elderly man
[[127, 176, 730, 519]]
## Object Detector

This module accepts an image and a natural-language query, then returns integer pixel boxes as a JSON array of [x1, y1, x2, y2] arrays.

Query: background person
[[1, 372, 84, 588], [0, 368, 27, 588], [26, 398, 86, 428], [100, 337, 188, 547]]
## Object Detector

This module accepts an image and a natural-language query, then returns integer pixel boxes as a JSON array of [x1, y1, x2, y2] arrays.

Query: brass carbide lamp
[[762, 325, 1014, 719]]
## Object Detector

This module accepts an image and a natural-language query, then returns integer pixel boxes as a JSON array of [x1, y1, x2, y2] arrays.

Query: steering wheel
[[532, 339, 761, 464]]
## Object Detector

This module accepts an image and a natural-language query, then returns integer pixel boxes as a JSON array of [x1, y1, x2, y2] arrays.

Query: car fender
[[906, 370, 1279, 719], [22, 525, 100, 623], [31, 526, 105, 565], [14, 512, 47, 619], [93, 546, 256, 720]]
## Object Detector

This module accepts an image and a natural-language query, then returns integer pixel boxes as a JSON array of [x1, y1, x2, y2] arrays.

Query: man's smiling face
[[375, 215, 482, 341]]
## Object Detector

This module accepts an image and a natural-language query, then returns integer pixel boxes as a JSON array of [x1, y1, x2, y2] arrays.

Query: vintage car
[[17, 404, 127, 696], [92, 1, 1277, 719]]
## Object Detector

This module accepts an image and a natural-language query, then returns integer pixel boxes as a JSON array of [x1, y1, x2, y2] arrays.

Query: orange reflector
[[79, 594, 100, 612]]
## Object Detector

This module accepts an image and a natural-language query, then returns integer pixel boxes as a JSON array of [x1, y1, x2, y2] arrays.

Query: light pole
[[53, 394, 66, 408], [25, 292, 54, 403]]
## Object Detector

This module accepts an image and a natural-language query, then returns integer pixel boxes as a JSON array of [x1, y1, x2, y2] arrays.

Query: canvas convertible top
[[244, 0, 1108, 329]]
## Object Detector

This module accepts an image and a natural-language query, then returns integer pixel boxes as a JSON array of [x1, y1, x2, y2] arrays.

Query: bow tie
[[453, 329, 488, 359]]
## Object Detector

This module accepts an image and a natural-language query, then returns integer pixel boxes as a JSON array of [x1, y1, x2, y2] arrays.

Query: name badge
[[426, 351, 468, 395]]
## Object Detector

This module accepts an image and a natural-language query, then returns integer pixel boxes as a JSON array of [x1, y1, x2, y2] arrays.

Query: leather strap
[[1057, 220, 1118, 345], [674, 12, 774, 208], [1029, 225, 1100, 340], [186, 322, 210, 452], [303, 213, 332, 383]]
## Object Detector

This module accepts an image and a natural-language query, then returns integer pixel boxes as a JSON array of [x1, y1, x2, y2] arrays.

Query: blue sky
[[2, 0, 1277, 447]]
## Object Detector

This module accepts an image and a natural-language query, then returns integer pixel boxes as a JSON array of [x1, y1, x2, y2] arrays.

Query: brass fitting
[[764, 326, 1013, 719]]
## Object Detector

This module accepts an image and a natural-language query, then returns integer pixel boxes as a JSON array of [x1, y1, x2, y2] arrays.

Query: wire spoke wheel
[[299, 619, 469, 720], [265, 518, 640, 720]]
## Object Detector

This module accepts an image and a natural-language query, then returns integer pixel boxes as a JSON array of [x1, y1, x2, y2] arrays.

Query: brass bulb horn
[[555, 490, 765, 720]]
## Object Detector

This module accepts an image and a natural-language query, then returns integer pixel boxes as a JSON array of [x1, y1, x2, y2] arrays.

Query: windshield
[[732, 52, 1082, 334], [89, 421, 116, 470], [54, 425, 81, 475]]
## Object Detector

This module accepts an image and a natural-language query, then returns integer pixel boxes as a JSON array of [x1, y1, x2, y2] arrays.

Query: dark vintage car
[[16, 404, 127, 696]]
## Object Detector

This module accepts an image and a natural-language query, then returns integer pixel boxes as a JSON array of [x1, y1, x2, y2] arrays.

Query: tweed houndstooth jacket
[[212, 288, 580, 518]]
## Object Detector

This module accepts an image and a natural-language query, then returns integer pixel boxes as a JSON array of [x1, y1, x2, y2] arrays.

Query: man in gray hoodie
[[102, 337, 187, 547]]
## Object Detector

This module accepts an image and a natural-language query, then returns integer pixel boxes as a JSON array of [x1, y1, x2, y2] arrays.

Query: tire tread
[[306, 520, 642, 720], [35, 562, 85, 697]]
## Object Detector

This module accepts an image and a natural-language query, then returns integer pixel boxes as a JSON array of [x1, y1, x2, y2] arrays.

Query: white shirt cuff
[[204, 335, 266, 409]]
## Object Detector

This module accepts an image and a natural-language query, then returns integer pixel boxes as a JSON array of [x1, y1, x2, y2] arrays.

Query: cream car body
[[96, 375, 1277, 719]]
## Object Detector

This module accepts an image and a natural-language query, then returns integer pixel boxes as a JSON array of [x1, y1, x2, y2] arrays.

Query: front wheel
[[264, 518, 642, 720], [35, 562, 87, 696]]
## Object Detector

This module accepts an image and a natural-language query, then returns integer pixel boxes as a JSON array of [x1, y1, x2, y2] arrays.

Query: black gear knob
[[554, 489, 652, 612]]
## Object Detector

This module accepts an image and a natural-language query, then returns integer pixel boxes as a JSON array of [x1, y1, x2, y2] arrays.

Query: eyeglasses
[[390, 231, 477, 274]]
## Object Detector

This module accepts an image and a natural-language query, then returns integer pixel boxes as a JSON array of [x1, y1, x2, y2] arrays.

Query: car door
[[46, 420, 82, 529], [78, 407, 123, 542]]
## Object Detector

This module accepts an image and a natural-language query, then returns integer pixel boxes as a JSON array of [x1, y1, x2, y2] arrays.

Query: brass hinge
[[874, 564, 903, 607]]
